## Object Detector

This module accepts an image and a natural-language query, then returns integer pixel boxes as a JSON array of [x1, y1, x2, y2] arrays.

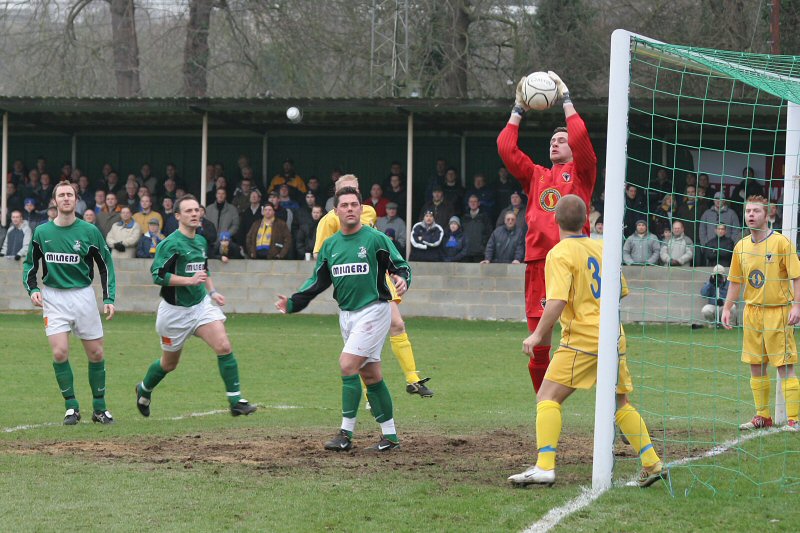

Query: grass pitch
[[0, 313, 798, 532]]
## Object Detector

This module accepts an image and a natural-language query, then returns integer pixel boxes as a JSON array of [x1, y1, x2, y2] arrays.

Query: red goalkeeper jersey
[[497, 113, 597, 262]]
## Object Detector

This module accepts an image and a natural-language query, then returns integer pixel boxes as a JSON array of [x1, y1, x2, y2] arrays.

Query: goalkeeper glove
[[514, 76, 530, 114], [547, 71, 571, 105]]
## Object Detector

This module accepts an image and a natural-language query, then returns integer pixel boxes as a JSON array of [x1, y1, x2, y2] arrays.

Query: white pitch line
[[523, 427, 786, 533], [1, 404, 310, 433]]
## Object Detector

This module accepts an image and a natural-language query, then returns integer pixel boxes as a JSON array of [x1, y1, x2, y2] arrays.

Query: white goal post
[[593, 29, 800, 491]]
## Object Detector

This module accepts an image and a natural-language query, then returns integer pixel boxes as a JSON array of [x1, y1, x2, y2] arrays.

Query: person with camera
[[701, 264, 734, 327]]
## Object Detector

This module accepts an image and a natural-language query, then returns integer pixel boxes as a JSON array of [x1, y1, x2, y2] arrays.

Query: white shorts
[[156, 296, 226, 352], [42, 286, 103, 340], [339, 301, 391, 364]]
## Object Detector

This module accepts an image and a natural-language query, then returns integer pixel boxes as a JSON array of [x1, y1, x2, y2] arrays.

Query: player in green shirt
[[23, 181, 117, 425], [276, 187, 411, 451], [135, 194, 256, 418]]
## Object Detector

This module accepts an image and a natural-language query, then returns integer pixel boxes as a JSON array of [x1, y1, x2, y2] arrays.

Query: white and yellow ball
[[521, 72, 558, 111]]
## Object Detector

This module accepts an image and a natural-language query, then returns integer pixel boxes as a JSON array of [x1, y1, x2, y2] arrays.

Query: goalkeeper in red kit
[[497, 71, 597, 393]]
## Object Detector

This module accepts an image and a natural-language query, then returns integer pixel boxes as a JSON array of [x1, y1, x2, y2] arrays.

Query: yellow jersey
[[728, 230, 800, 306], [313, 205, 378, 255], [545, 235, 628, 355]]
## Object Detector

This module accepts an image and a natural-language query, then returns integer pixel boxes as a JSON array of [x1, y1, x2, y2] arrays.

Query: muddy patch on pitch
[[0, 428, 599, 485]]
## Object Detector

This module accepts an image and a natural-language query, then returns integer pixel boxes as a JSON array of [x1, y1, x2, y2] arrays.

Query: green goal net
[[598, 31, 800, 496]]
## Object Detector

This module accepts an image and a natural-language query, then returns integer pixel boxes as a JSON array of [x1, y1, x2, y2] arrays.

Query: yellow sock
[[534, 400, 562, 471], [750, 376, 771, 418], [784, 377, 799, 421], [360, 376, 368, 404], [390, 333, 420, 384], [616, 403, 660, 468]]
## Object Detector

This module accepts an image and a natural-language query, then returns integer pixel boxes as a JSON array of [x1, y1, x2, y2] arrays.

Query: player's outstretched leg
[[366, 379, 400, 451], [136, 357, 172, 417], [325, 374, 361, 451], [389, 302, 433, 398], [615, 401, 666, 487]]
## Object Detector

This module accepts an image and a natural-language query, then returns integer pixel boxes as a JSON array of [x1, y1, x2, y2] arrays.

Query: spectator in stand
[[424, 157, 448, 201], [0, 210, 31, 260], [442, 216, 468, 262], [106, 206, 142, 259], [461, 194, 492, 262], [206, 187, 240, 239], [306, 175, 326, 207], [214, 231, 245, 262], [237, 189, 263, 245], [105, 171, 123, 196], [703, 223, 735, 267], [236, 154, 250, 181], [96, 192, 122, 237], [701, 264, 734, 327], [767, 202, 782, 231], [482, 211, 525, 264], [698, 173, 716, 199], [93, 189, 106, 214], [496, 190, 528, 234], [410, 210, 445, 262], [591, 217, 603, 240], [376, 202, 406, 254], [623, 220, 660, 265], [674, 184, 700, 246], [464, 174, 496, 218], [139, 163, 159, 196], [698, 192, 741, 249], [37, 173, 54, 208], [277, 183, 300, 211], [82, 208, 97, 227], [164, 163, 181, 189], [649, 193, 674, 241], [46, 202, 57, 222], [22, 198, 45, 230], [730, 166, 765, 221], [34, 156, 47, 177], [325, 168, 343, 211], [495, 165, 522, 211], [441, 167, 466, 216], [232, 175, 255, 213], [69, 183, 87, 216], [588, 199, 601, 230], [267, 190, 294, 230], [695, 185, 711, 214], [120, 179, 140, 211], [660, 220, 694, 266], [161, 176, 178, 202], [162, 197, 178, 236], [384, 173, 407, 216], [382, 160, 405, 190], [206, 176, 229, 206], [366, 183, 390, 217], [419, 186, 454, 228], [294, 191, 319, 236], [133, 194, 163, 233], [623, 183, 646, 237], [197, 205, 218, 254], [648, 166, 672, 207], [77, 175, 94, 210], [268, 158, 307, 196], [59, 162, 72, 182], [5, 181, 25, 217], [8, 158, 25, 186], [22, 169, 40, 198], [295, 205, 324, 259], [100, 162, 113, 183], [136, 218, 165, 258], [246, 203, 291, 259]]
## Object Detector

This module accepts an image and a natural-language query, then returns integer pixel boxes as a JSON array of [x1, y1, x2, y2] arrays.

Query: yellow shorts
[[741, 305, 798, 367], [387, 273, 402, 304], [544, 347, 633, 393]]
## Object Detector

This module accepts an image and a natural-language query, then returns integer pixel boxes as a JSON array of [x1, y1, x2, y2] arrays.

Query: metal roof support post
[[1, 112, 7, 227], [71, 134, 77, 170], [405, 112, 414, 259], [460, 134, 467, 187], [201, 113, 208, 206], [262, 133, 268, 191]]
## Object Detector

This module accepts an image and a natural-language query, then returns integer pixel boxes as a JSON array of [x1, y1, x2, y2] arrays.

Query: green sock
[[141, 359, 168, 398], [366, 380, 394, 423], [342, 374, 362, 421], [217, 353, 242, 406], [88, 360, 107, 412], [53, 360, 78, 411]]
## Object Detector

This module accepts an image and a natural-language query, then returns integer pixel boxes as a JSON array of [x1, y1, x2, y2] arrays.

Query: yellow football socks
[[535, 400, 562, 471], [616, 403, 660, 468], [784, 377, 799, 421], [750, 376, 771, 418], [390, 333, 420, 384]]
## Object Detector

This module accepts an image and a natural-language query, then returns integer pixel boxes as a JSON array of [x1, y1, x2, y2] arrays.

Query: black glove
[[113, 242, 126, 252], [0, 253, 4, 257], [709, 275, 716, 284], [14, 254, 20, 261]]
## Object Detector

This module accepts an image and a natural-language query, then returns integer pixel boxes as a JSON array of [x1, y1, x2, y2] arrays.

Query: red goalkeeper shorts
[[524, 260, 547, 319]]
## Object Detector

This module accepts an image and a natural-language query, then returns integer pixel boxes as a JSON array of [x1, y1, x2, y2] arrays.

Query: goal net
[[595, 30, 800, 495]]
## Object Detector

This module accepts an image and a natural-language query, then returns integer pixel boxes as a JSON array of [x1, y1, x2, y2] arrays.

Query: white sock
[[341, 417, 356, 433], [379, 418, 396, 436]]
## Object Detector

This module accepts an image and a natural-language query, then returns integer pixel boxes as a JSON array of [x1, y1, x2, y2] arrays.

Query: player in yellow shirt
[[314, 174, 433, 398], [508, 194, 665, 487], [722, 195, 800, 431]]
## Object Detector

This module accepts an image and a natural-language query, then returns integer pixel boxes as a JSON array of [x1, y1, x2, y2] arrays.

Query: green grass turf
[[0, 313, 798, 532]]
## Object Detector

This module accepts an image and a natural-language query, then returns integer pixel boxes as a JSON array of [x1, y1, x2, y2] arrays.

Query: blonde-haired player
[[722, 195, 800, 431], [314, 174, 433, 398], [508, 194, 666, 487]]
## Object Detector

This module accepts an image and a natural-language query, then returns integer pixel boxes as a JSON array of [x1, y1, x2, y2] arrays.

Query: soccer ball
[[286, 106, 302, 123], [521, 72, 557, 111]]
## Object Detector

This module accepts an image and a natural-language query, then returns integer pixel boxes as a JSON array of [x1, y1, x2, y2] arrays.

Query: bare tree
[[183, 0, 214, 97]]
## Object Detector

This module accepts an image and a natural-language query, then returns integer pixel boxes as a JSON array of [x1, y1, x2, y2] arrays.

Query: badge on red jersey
[[539, 188, 561, 212], [562, 172, 572, 182]]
